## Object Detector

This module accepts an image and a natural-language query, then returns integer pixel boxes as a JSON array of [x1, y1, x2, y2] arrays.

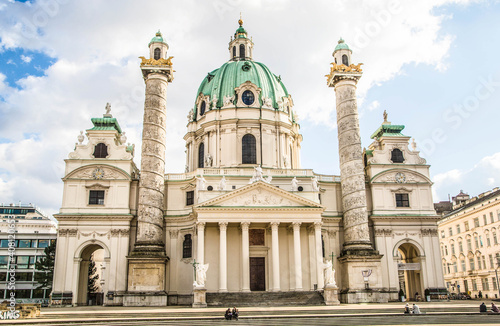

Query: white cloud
[[432, 152, 500, 202], [0, 0, 482, 215], [367, 100, 380, 112], [20, 54, 32, 63]]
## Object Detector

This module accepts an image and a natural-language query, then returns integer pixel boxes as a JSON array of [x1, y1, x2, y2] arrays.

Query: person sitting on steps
[[232, 307, 239, 320], [224, 308, 232, 320]]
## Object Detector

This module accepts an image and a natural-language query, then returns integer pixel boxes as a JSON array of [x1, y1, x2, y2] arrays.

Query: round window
[[200, 101, 206, 116], [242, 90, 254, 105]]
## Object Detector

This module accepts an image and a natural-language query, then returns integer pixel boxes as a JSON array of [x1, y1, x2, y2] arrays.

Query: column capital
[[241, 221, 250, 231], [292, 221, 302, 229], [270, 221, 280, 230], [196, 221, 206, 231], [314, 221, 323, 230], [219, 221, 228, 231], [169, 229, 179, 238]]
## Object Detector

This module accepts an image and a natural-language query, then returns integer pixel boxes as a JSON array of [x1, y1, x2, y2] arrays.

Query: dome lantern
[[148, 30, 169, 60], [228, 15, 254, 61], [332, 38, 352, 66]]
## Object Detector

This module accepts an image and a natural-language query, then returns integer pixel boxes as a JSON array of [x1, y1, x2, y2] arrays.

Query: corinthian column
[[327, 58, 372, 253]]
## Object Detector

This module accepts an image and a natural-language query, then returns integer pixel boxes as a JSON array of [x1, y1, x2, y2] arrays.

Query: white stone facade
[[51, 28, 445, 306]]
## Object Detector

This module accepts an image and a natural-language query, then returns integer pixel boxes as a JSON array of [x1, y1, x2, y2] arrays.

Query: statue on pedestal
[[194, 263, 209, 287], [323, 259, 336, 287]]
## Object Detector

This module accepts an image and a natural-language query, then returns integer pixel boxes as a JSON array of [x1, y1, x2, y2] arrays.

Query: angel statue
[[194, 263, 209, 287], [323, 259, 336, 286]]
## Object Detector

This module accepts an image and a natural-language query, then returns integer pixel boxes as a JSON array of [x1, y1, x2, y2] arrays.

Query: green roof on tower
[[334, 38, 350, 52], [149, 30, 168, 46], [235, 15, 247, 38], [89, 117, 122, 134]]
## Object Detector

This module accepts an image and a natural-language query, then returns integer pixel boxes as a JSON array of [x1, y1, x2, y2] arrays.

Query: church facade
[[52, 20, 445, 306]]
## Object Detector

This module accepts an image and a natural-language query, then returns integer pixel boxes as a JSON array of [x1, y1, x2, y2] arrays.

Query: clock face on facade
[[93, 168, 105, 180], [395, 172, 406, 183]]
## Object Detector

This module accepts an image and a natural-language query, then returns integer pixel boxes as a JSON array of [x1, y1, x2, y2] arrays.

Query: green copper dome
[[193, 60, 289, 118], [149, 30, 167, 46], [334, 38, 350, 52]]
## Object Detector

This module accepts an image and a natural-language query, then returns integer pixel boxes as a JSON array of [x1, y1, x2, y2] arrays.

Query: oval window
[[200, 101, 206, 116], [242, 90, 254, 105]]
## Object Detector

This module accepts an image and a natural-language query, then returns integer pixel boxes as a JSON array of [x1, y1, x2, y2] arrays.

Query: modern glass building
[[0, 203, 57, 304]]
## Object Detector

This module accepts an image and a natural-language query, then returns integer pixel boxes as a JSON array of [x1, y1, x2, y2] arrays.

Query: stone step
[[206, 291, 325, 307]]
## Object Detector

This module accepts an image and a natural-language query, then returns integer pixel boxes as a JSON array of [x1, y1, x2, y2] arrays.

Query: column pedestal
[[338, 254, 388, 303], [192, 286, 207, 308], [324, 284, 340, 306], [123, 257, 169, 306]]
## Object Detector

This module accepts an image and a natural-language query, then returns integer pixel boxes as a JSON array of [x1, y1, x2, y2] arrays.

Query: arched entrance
[[77, 244, 105, 306], [397, 243, 424, 301]]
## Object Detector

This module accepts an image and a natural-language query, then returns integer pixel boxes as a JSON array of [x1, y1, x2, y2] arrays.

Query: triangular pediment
[[196, 181, 323, 209]]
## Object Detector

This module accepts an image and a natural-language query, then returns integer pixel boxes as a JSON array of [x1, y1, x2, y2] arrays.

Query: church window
[[395, 193, 409, 207], [342, 54, 348, 66], [154, 48, 161, 60], [186, 191, 194, 206], [321, 235, 325, 258], [232, 46, 236, 58], [89, 190, 105, 205], [239, 44, 245, 59], [200, 101, 206, 116], [391, 148, 404, 163], [198, 143, 204, 168], [93, 143, 108, 158], [182, 234, 192, 258], [242, 134, 256, 164], [242, 90, 254, 105]]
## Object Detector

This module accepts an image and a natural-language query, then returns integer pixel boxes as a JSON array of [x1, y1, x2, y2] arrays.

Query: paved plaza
[[5, 301, 500, 325]]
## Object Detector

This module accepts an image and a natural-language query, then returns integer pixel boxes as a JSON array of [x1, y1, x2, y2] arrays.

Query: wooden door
[[250, 257, 266, 291]]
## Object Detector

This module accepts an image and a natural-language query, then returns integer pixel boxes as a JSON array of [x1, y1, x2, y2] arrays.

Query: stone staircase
[[206, 291, 325, 307]]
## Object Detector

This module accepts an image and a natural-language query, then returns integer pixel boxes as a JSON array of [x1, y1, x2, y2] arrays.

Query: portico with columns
[[192, 181, 324, 293]]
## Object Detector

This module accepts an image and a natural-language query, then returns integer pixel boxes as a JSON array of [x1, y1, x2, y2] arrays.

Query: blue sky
[[0, 0, 499, 215]]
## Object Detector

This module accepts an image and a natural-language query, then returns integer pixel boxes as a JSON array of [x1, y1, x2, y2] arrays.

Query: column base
[[130, 241, 168, 258], [192, 286, 207, 308], [324, 284, 340, 305]]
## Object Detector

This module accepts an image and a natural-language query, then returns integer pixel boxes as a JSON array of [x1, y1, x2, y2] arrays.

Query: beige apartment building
[[438, 188, 500, 299]]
